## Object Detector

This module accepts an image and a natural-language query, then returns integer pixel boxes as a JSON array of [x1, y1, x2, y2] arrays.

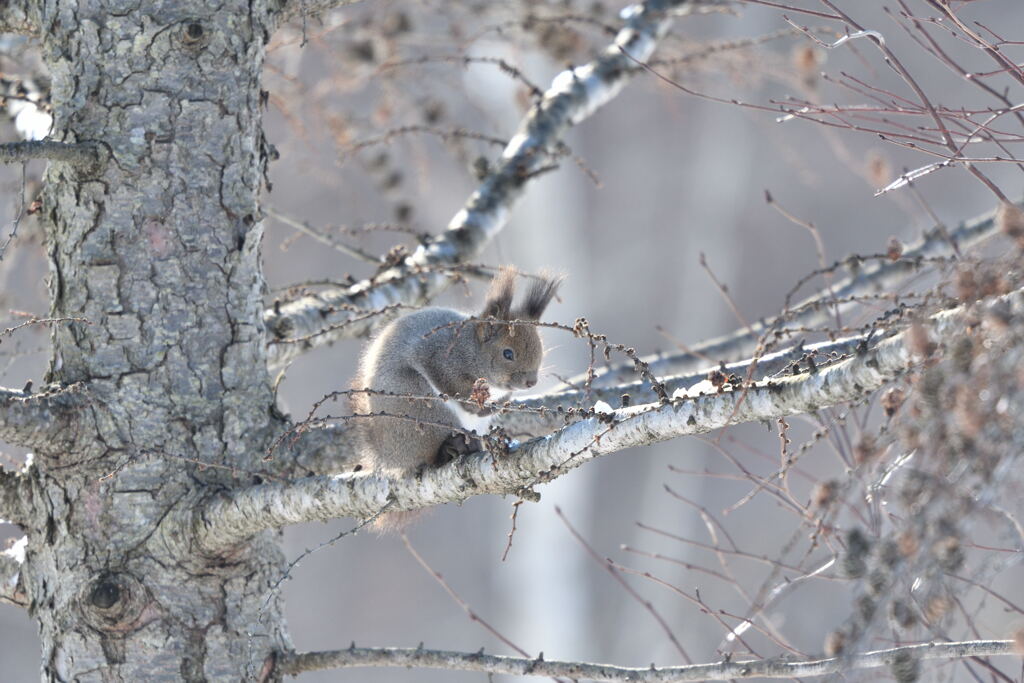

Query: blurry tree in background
[[0, 0, 1022, 680]]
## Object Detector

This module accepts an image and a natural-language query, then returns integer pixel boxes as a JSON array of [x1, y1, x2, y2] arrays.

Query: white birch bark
[[279, 639, 1016, 680], [197, 284, 1023, 552]]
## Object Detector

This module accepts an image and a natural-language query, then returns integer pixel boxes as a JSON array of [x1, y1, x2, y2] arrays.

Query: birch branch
[[277, 640, 1017, 680], [264, 325, 864, 477], [0, 384, 87, 452], [264, 0, 706, 373], [0, 537, 28, 608], [575, 203, 1009, 390], [194, 284, 1024, 552], [279, 328, 855, 473], [499, 331, 870, 437], [0, 140, 106, 170]]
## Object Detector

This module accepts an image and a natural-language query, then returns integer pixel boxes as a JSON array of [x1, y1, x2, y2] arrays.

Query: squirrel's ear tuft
[[518, 272, 562, 320], [481, 266, 516, 320]]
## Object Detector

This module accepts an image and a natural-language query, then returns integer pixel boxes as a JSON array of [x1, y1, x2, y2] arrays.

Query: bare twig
[[500, 500, 523, 562], [265, 208, 378, 264], [403, 536, 535, 659], [0, 163, 26, 261], [573, 203, 1009, 389], [556, 506, 692, 663]]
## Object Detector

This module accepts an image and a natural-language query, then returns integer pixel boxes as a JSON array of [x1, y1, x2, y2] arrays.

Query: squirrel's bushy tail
[[371, 509, 425, 534]]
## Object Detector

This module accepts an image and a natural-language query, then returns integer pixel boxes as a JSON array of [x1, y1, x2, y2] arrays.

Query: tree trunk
[[4, 0, 1016, 680], [23, 1, 290, 678]]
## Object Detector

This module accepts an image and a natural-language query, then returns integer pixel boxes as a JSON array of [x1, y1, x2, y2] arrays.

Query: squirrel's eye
[[503, 348, 515, 361]]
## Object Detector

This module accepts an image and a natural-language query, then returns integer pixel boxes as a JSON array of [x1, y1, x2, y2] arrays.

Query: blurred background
[[2, 1, 1023, 680]]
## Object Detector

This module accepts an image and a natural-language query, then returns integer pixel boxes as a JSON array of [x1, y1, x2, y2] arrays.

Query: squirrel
[[351, 267, 559, 530]]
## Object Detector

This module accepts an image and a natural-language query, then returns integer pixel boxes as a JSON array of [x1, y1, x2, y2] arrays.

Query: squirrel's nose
[[525, 378, 536, 388]]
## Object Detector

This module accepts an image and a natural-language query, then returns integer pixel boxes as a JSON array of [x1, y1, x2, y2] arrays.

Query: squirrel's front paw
[[435, 431, 482, 465]]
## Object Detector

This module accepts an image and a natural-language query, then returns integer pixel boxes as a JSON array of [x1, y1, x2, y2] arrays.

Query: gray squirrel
[[352, 268, 559, 523]]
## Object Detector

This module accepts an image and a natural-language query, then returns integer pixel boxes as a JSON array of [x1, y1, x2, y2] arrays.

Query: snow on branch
[[0, 536, 27, 608], [195, 284, 1024, 552], [0, 140, 106, 170], [0, 384, 87, 453], [499, 330, 871, 437], [277, 640, 1017, 680], [577, 202, 1011, 390], [264, 0, 708, 373]]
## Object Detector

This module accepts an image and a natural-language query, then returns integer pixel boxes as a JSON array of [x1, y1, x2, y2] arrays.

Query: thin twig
[[265, 208, 379, 263]]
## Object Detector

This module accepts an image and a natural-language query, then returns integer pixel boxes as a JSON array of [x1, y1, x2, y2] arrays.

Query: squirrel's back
[[351, 308, 467, 475]]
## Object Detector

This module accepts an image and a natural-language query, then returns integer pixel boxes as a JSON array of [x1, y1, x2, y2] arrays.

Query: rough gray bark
[[0, 460, 29, 523], [0, 0, 34, 34], [3, 0, 293, 678], [0, 384, 84, 453]]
